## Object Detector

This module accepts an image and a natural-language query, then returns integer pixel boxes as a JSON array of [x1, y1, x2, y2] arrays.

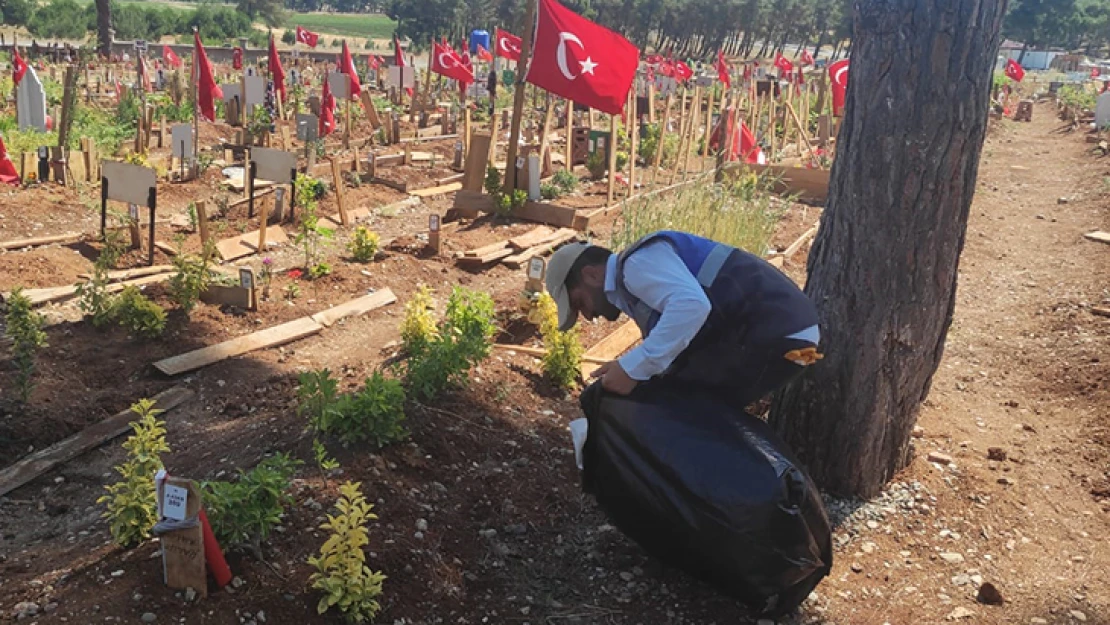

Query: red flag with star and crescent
[[673, 59, 693, 82], [319, 72, 336, 137], [800, 49, 815, 66], [339, 40, 362, 100], [431, 41, 474, 85], [12, 47, 28, 86], [525, 0, 637, 115], [269, 34, 287, 103], [828, 58, 850, 117], [163, 45, 182, 69], [477, 43, 493, 63], [774, 53, 794, 75], [194, 32, 223, 122], [0, 136, 20, 186], [1005, 58, 1025, 82], [495, 28, 522, 62], [296, 26, 319, 48]]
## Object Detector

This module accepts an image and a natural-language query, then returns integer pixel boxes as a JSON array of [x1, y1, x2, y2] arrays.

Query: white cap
[[545, 242, 591, 332]]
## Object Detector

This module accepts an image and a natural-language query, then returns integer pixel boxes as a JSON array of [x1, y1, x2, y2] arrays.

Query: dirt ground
[[0, 101, 1107, 625]]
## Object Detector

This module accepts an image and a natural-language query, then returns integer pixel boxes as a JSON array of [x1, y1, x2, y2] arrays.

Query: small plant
[[294, 174, 335, 277], [310, 262, 332, 279], [348, 226, 380, 263], [186, 202, 198, 231], [308, 481, 386, 623], [535, 292, 583, 389], [510, 189, 528, 210], [285, 283, 301, 300], [168, 239, 217, 314], [540, 182, 561, 200], [260, 257, 274, 298], [202, 454, 301, 550], [323, 372, 408, 447], [5, 288, 48, 403], [113, 286, 167, 339], [483, 165, 502, 197], [98, 399, 170, 548], [494, 192, 513, 217], [298, 368, 340, 430], [314, 438, 340, 472], [75, 263, 117, 329], [398, 287, 496, 402], [552, 168, 578, 194], [400, 285, 438, 353], [586, 150, 606, 180]]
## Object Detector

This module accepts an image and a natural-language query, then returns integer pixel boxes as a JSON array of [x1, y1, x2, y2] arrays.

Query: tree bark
[[95, 0, 112, 58], [769, 0, 1007, 498]]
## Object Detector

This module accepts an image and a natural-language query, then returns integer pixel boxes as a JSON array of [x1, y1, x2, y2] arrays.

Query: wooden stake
[[537, 97, 556, 176], [651, 93, 673, 186], [628, 88, 638, 198], [784, 101, 817, 161], [503, 0, 538, 194], [669, 88, 692, 184], [647, 81, 656, 124], [681, 86, 701, 180], [606, 115, 617, 205], [428, 213, 441, 254], [196, 200, 209, 246], [703, 87, 715, 159], [331, 158, 349, 226], [768, 90, 777, 163], [564, 98, 574, 169]]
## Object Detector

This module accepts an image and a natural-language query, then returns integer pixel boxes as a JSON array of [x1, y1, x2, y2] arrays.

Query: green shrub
[[586, 150, 606, 180], [113, 286, 166, 339], [98, 399, 169, 548], [552, 169, 578, 194], [540, 182, 561, 200], [168, 241, 216, 315], [638, 123, 680, 168], [282, 30, 296, 45], [298, 368, 340, 429], [399, 287, 496, 402], [535, 292, 582, 389], [324, 372, 408, 448], [347, 226, 381, 263], [308, 481, 385, 623], [202, 454, 301, 550], [5, 288, 48, 403], [75, 264, 117, 328], [483, 165, 502, 196]]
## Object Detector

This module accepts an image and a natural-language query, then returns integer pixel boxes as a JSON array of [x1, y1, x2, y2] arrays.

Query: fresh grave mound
[[579, 381, 833, 617]]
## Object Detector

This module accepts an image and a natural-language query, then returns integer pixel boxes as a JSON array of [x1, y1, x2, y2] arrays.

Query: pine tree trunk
[[769, 0, 1007, 498], [95, 0, 112, 58]]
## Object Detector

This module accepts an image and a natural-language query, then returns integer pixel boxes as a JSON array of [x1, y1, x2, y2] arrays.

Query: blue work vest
[[613, 231, 818, 345]]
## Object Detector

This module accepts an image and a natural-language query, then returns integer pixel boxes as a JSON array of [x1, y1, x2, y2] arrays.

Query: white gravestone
[[17, 66, 48, 132], [327, 72, 350, 99], [1096, 92, 1110, 129], [244, 75, 265, 115], [171, 124, 195, 161], [250, 147, 297, 184]]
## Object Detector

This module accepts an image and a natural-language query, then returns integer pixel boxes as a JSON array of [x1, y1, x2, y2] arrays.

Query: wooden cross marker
[[195, 200, 210, 246], [331, 158, 349, 226]]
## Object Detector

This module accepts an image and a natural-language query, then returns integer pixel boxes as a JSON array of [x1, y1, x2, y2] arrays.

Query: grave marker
[[157, 475, 206, 598], [101, 160, 158, 265], [171, 124, 195, 178], [243, 75, 265, 115], [428, 214, 441, 254], [327, 72, 350, 100], [1096, 92, 1110, 129]]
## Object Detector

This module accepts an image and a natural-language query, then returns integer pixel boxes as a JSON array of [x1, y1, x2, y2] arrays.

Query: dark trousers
[[659, 335, 816, 412]]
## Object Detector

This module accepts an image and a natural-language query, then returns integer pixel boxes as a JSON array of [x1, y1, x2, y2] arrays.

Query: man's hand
[[590, 360, 638, 395]]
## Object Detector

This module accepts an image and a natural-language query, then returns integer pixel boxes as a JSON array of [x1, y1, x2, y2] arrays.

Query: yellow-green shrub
[[400, 285, 438, 353], [98, 399, 169, 547], [535, 292, 583, 389], [309, 481, 386, 623]]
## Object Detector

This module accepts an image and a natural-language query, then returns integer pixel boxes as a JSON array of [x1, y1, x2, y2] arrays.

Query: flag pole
[[503, 0, 537, 194], [192, 29, 199, 181]]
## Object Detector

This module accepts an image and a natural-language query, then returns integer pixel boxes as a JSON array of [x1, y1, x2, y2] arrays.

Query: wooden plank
[[581, 320, 642, 379], [435, 172, 465, 186], [200, 284, 252, 309], [452, 189, 495, 218], [154, 241, 179, 257], [331, 158, 349, 226], [77, 265, 175, 282], [409, 182, 462, 198], [228, 187, 275, 209], [0, 232, 84, 251], [11, 272, 173, 307], [724, 162, 831, 203], [215, 225, 289, 261], [494, 343, 609, 364], [0, 386, 194, 497], [154, 316, 324, 376], [1084, 230, 1110, 244], [373, 153, 406, 168], [766, 255, 785, 268], [502, 229, 578, 268], [456, 247, 515, 265], [514, 200, 582, 229], [463, 133, 493, 191], [309, 288, 397, 328], [508, 226, 557, 250], [464, 240, 512, 258], [783, 224, 819, 259]]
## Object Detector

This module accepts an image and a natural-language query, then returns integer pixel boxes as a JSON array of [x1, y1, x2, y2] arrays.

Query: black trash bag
[[579, 381, 833, 617]]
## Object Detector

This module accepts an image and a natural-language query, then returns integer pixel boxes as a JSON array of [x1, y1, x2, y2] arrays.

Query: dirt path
[[1, 102, 1107, 625], [811, 102, 1110, 624]]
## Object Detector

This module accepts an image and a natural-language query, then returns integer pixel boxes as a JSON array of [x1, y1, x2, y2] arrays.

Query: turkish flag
[[711, 107, 764, 164], [432, 41, 474, 85], [477, 43, 493, 63], [319, 73, 336, 137], [393, 35, 406, 67], [1005, 58, 1025, 82], [232, 47, 243, 70], [495, 28, 522, 62], [658, 58, 675, 78], [525, 0, 638, 115], [339, 41, 361, 100], [368, 54, 381, 70], [12, 48, 27, 86], [774, 54, 794, 74], [674, 60, 693, 82], [0, 137, 20, 186], [296, 26, 320, 48], [163, 45, 182, 69], [828, 58, 849, 117], [194, 32, 223, 122], [800, 49, 815, 66], [1092, 67, 1101, 79], [269, 35, 286, 103], [644, 53, 663, 66], [716, 50, 730, 88]]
